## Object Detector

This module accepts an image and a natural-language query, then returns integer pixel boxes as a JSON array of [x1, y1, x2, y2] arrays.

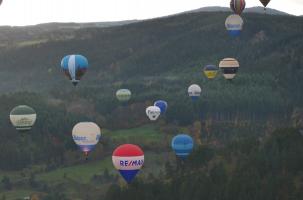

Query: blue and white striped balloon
[[61, 55, 88, 86]]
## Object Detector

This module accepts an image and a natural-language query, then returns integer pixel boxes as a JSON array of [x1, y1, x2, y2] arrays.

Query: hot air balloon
[[259, 0, 271, 10], [203, 65, 219, 79], [116, 89, 132, 102], [72, 122, 101, 157], [188, 84, 201, 100], [171, 134, 194, 159], [60, 55, 88, 86], [10, 105, 37, 131], [146, 106, 161, 121], [225, 14, 244, 37], [219, 58, 240, 80], [112, 144, 144, 183], [230, 0, 246, 15], [154, 100, 168, 114]]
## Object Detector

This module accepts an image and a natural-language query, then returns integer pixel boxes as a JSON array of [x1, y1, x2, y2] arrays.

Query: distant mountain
[[0, 20, 139, 49], [31, 20, 140, 31], [184, 6, 230, 13], [186, 6, 290, 16], [245, 6, 290, 15]]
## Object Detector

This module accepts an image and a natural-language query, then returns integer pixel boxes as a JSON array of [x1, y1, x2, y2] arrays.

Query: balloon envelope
[[72, 122, 101, 154], [112, 144, 144, 183], [171, 134, 194, 158], [219, 58, 240, 80], [230, 0, 246, 15], [10, 105, 37, 131], [154, 100, 168, 114], [225, 14, 243, 37], [116, 89, 132, 102], [203, 65, 219, 79], [146, 106, 161, 121], [260, 0, 270, 7], [188, 84, 201, 100], [61, 55, 88, 86]]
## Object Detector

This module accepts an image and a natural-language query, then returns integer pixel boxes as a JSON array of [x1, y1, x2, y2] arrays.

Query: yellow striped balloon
[[203, 65, 219, 79]]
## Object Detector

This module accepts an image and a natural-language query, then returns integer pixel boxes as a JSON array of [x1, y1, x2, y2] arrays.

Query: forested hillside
[[0, 10, 302, 199]]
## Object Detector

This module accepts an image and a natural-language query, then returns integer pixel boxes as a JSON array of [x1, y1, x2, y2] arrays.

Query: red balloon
[[230, 0, 246, 15]]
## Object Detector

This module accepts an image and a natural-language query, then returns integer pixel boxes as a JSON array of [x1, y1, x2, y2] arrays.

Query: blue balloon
[[60, 55, 88, 86], [154, 100, 168, 114], [171, 134, 194, 158]]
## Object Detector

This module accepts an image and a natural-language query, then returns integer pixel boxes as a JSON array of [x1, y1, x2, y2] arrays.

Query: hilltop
[[186, 6, 290, 15]]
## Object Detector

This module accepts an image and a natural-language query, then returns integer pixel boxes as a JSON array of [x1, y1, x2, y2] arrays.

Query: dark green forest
[[106, 128, 303, 200], [0, 10, 302, 199]]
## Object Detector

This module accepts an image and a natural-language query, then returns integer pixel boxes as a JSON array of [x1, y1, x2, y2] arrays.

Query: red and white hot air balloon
[[112, 144, 144, 183]]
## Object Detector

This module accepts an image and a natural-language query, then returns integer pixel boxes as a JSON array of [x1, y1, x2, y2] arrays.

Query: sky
[[0, 0, 302, 26]]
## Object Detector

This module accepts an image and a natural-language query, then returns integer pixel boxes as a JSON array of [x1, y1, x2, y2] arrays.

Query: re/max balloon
[[203, 65, 219, 79], [171, 134, 194, 158], [225, 14, 244, 37], [219, 58, 240, 80], [154, 100, 168, 114], [188, 84, 201, 101], [112, 144, 144, 183], [60, 55, 88, 86], [116, 89, 132, 102], [72, 122, 101, 156], [146, 106, 161, 121], [230, 0, 246, 15], [10, 105, 37, 131]]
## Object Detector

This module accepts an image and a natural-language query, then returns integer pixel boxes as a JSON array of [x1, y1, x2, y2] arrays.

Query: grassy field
[[0, 125, 173, 198], [37, 151, 171, 184], [103, 125, 166, 144], [1, 189, 36, 199], [37, 157, 113, 184]]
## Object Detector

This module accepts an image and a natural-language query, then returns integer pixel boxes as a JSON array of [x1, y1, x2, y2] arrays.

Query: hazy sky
[[0, 0, 302, 26]]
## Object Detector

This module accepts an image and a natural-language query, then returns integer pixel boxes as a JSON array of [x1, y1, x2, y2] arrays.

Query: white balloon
[[146, 106, 161, 121], [72, 122, 101, 153], [225, 14, 244, 31], [188, 84, 201, 97], [9, 105, 37, 131]]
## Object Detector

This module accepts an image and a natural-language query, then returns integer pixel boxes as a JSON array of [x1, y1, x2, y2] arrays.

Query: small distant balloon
[[154, 100, 168, 114], [219, 58, 240, 80], [112, 144, 144, 183], [60, 55, 88, 86], [188, 84, 201, 101], [72, 122, 101, 156], [10, 105, 37, 132], [225, 14, 244, 37], [146, 106, 161, 121], [259, 0, 271, 9], [230, 0, 246, 15], [203, 65, 219, 79], [171, 134, 194, 159], [116, 89, 132, 102]]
